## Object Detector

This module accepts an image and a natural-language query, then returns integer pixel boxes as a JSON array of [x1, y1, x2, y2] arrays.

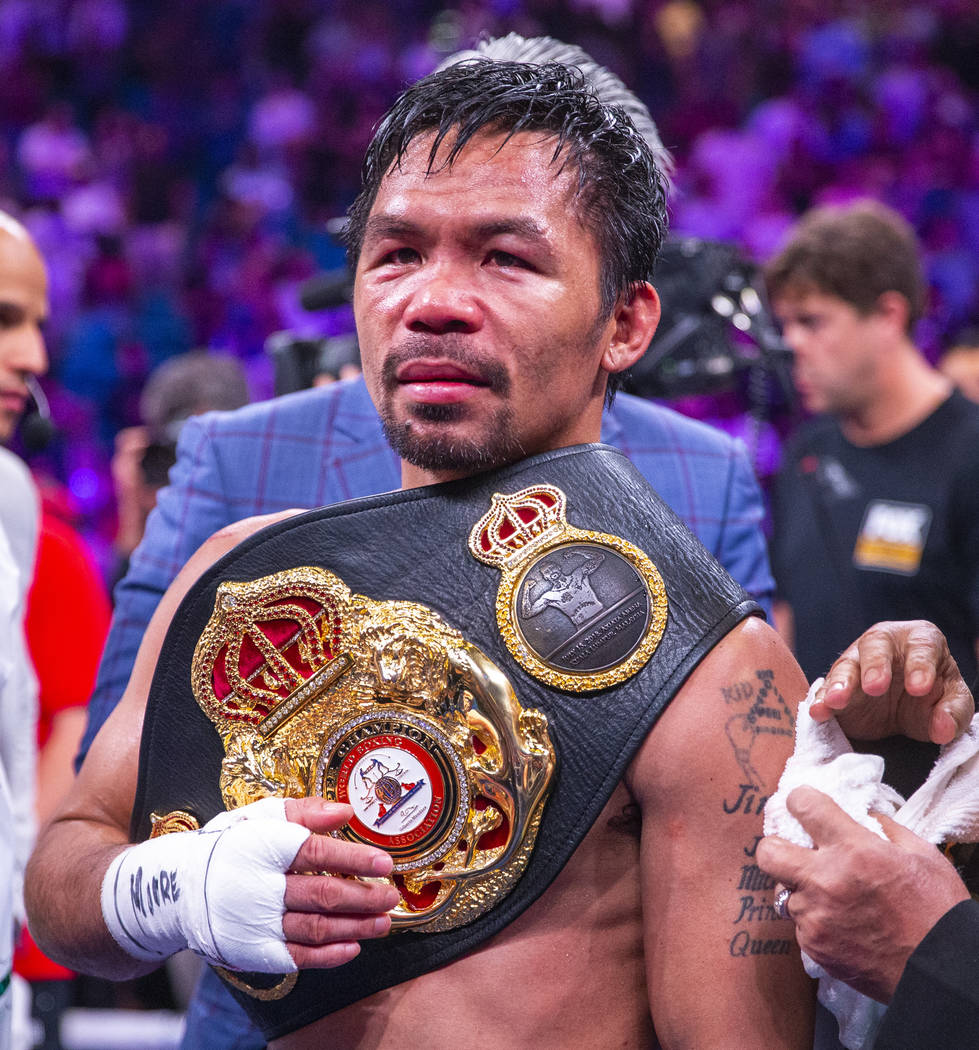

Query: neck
[[840, 343, 953, 445], [400, 461, 472, 489]]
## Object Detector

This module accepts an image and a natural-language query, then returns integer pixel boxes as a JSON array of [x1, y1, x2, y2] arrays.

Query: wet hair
[[435, 33, 674, 188], [343, 59, 668, 320], [765, 199, 926, 332]]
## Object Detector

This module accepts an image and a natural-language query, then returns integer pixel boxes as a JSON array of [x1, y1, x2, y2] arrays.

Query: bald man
[[0, 213, 48, 443]]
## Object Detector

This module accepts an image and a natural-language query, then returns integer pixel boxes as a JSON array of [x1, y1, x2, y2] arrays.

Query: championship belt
[[133, 444, 759, 1038], [191, 567, 556, 936]]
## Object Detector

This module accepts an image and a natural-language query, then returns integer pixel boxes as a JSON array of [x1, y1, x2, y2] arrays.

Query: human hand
[[811, 620, 974, 744], [756, 786, 970, 1003], [102, 796, 398, 973], [282, 797, 400, 968]]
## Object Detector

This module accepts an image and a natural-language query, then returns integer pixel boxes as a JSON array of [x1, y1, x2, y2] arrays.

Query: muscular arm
[[628, 617, 814, 1049], [26, 511, 397, 978], [26, 524, 233, 976]]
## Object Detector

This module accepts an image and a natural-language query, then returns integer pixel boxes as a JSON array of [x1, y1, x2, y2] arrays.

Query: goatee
[[381, 404, 523, 474], [378, 337, 524, 473]]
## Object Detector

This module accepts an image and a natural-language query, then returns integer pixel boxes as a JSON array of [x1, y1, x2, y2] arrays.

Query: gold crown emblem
[[192, 568, 355, 731], [468, 484, 567, 568]]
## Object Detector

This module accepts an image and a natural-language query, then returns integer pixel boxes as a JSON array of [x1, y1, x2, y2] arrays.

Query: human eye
[[380, 246, 420, 266], [0, 303, 23, 329], [486, 249, 532, 270]]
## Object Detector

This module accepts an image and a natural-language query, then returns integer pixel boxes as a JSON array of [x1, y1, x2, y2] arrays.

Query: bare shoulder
[[627, 616, 805, 806], [205, 508, 304, 555]]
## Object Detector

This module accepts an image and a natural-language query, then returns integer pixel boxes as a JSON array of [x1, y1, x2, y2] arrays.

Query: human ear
[[873, 290, 912, 335], [601, 282, 661, 375]]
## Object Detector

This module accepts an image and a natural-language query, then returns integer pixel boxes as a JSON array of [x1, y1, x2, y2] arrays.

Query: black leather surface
[[132, 443, 759, 1038]]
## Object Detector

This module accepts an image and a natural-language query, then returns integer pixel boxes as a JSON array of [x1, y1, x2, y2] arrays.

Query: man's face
[[772, 289, 879, 418], [353, 130, 620, 484], [0, 230, 48, 442]]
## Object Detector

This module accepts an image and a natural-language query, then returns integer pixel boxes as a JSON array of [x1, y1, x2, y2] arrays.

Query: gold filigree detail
[[148, 810, 200, 838], [191, 566, 556, 935], [215, 968, 297, 1001]]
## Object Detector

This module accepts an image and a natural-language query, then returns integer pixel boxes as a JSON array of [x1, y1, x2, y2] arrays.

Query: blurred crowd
[[2, 0, 979, 565], [2, 2, 979, 1045]]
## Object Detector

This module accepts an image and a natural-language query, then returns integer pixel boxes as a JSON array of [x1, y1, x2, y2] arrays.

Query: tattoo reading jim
[[721, 671, 795, 960]]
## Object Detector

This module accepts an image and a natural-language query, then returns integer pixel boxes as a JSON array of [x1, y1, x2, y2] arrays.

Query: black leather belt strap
[[132, 443, 760, 1038]]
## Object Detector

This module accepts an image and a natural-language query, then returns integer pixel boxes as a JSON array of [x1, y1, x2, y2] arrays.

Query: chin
[[382, 416, 522, 475]]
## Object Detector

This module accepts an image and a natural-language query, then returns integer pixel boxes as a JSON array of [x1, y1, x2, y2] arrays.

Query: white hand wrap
[[101, 797, 309, 973]]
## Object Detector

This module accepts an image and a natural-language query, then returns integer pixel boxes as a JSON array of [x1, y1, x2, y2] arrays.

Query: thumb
[[284, 797, 356, 834]]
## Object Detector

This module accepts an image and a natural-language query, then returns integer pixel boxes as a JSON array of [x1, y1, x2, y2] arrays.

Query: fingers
[[823, 625, 899, 709], [813, 628, 894, 720], [283, 863, 400, 969], [280, 798, 402, 970], [811, 659, 859, 720], [284, 865, 400, 913], [784, 785, 869, 846], [291, 830, 395, 882], [873, 811, 944, 854], [928, 668, 974, 746], [287, 940, 364, 969], [818, 621, 942, 712], [283, 886, 394, 955], [284, 798, 394, 876], [900, 620, 949, 693], [755, 835, 811, 892], [757, 788, 865, 888], [896, 621, 972, 744], [813, 620, 974, 745]]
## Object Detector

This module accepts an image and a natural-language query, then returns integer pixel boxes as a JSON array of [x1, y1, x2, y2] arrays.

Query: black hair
[[343, 60, 668, 320]]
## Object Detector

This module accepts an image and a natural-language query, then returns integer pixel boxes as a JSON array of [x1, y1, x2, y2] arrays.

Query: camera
[[265, 331, 361, 396]]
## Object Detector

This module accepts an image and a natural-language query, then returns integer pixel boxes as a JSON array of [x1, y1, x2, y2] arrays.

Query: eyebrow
[[363, 215, 552, 249], [362, 216, 423, 245], [469, 218, 549, 243]]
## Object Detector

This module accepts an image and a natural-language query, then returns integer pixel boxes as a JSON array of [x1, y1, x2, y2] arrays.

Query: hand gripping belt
[[132, 443, 761, 1039]]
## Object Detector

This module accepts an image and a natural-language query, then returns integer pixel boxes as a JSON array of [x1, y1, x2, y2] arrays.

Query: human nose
[[401, 265, 483, 335], [779, 322, 806, 359]]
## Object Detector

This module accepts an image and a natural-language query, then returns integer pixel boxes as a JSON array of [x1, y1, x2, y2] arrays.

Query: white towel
[[763, 679, 979, 1049]]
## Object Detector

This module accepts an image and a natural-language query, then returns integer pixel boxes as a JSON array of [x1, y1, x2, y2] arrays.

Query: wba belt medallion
[[190, 567, 555, 934], [469, 484, 668, 692]]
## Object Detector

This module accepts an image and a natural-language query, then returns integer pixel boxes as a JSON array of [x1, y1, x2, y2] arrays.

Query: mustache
[[380, 336, 510, 393]]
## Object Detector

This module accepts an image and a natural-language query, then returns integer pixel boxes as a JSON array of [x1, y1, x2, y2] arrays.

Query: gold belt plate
[[188, 566, 556, 934]]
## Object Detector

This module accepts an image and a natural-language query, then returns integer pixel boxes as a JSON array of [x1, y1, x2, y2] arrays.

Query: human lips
[[0, 388, 27, 417], [395, 360, 492, 403]]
